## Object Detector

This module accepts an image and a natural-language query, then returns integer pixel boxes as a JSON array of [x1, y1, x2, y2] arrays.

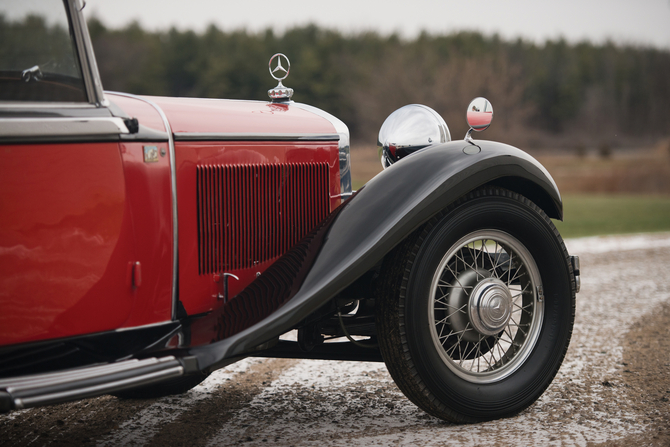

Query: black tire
[[376, 187, 575, 423], [112, 373, 209, 399]]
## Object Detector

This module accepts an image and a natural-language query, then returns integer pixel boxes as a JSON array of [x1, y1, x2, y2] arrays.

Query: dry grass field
[[351, 139, 670, 238], [351, 139, 670, 194], [536, 140, 670, 195]]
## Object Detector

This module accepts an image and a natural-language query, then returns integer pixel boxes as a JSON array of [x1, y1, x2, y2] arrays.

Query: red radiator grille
[[196, 162, 330, 274]]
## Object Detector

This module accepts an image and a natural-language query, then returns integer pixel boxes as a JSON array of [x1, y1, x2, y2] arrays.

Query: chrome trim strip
[[0, 357, 177, 389], [1, 356, 183, 410], [0, 102, 100, 109], [291, 103, 352, 199], [173, 132, 339, 142], [68, 0, 107, 106], [0, 117, 128, 137], [15, 366, 184, 409], [114, 320, 176, 332], [108, 92, 180, 320]]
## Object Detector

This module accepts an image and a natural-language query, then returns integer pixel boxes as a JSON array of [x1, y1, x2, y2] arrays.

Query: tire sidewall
[[404, 193, 573, 418]]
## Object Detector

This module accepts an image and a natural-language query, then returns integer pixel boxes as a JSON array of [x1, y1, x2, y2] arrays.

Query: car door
[[0, 0, 137, 345]]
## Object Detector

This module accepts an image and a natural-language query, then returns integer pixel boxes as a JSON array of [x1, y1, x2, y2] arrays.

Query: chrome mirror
[[378, 104, 451, 169], [465, 97, 493, 144]]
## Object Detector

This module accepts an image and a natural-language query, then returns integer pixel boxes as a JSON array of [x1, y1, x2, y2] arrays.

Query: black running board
[[0, 356, 185, 412]]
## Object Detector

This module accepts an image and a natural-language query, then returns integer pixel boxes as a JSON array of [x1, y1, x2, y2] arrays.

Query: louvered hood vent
[[196, 162, 330, 274]]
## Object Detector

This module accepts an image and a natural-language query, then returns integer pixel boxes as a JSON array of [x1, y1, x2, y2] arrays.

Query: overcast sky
[[83, 0, 670, 49]]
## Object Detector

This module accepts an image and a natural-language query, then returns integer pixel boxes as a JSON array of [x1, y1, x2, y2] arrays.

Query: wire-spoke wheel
[[430, 230, 543, 383], [376, 187, 575, 423]]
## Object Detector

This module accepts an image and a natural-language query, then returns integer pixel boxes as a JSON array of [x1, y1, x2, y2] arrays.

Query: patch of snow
[[565, 232, 670, 255], [96, 357, 263, 447]]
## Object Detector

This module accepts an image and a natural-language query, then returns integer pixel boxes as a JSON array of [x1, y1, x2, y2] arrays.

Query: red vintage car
[[0, 0, 579, 423]]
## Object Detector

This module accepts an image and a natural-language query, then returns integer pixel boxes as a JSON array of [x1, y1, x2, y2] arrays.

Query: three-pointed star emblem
[[268, 53, 290, 81]]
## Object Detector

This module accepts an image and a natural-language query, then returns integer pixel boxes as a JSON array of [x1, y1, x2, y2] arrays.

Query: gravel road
[[2, 233, 670, 447]]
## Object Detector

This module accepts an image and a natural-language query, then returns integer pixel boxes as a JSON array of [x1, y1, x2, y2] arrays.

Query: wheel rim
[[428, 229, 543, 383]]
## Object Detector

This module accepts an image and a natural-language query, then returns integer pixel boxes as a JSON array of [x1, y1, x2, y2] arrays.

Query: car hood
[[106, 93, 338, 138]]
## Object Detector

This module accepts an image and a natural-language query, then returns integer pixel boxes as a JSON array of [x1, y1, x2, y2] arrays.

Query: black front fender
[[181, 140, 562, 370]]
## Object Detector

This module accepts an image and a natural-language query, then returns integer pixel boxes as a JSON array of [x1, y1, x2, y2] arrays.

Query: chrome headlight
[[377, 104, 451, 169]]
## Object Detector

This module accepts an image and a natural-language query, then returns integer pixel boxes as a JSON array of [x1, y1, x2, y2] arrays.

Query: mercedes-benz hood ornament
[[268, 53, 294, 101]]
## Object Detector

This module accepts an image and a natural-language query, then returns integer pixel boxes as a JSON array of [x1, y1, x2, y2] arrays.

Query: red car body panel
[[0, 142, 134, 345], [117, 141, 174, 327], [0, 138, 175, 346]]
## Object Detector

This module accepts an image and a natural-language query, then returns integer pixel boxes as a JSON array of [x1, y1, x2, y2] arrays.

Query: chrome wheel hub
[[469, 278, 513, 336]]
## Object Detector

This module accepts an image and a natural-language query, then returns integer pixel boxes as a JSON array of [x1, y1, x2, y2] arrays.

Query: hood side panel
[[175, 140, 341, 317]]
